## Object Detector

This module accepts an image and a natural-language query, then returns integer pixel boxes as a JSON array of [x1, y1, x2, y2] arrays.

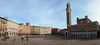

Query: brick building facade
[[0, 17, 8, 37], [67, 16, 99, 38], [31, 26, 40, 35], [66, 2, 100, 38], [19, 22, 31, 35], [0, 17, 54, 37], [51, 28, 61, 35], [31, 26, 52, 35], [7, 20, 19, 36]]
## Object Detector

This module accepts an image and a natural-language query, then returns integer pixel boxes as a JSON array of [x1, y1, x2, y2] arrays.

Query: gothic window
[[81, 21, 83, 23], [94, 24, 96, 26]]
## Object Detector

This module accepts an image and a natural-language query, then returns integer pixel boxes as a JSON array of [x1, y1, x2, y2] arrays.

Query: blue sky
[[0, 0, 99, 29]]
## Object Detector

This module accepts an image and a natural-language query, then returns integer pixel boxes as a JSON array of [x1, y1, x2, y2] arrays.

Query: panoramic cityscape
[[0, 0, 100, 45]]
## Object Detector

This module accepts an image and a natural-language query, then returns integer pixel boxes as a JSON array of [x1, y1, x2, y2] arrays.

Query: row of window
[[8, 26, 18, 29], [19, 26, 30, 29], [8, 26, 29, 30], [0, 25, 7, 27], [0, 29, 6, 32], [70, 24, 96, 29], [71, 30, 96, 32], [7, 23, 18, 27], [31, 27, 39, 29], [8, 30, 18, 32], [40, 31, 50, 33], [0, 20, 7, 24], [9, 28, 18, 30], [31, 27, 50, 29], [70, 34, 96, 37], [70, 28, 96, 31]]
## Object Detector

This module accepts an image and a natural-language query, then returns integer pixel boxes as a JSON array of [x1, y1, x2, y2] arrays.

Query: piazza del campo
[[0, 0, 100, 45]]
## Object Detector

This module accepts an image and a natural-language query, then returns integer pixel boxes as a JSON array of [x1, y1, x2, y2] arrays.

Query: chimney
[[85, 16, 88, 18], [26, 22, 30, 26], [20, 23, 24, 26], [4, 17, 8, 20], [77, 17, 79, 20]]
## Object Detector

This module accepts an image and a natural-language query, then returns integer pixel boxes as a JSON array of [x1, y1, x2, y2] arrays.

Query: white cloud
[[26, 0, 67, 29], [0, 0, 67, 29], [85, 0, 100, 22]]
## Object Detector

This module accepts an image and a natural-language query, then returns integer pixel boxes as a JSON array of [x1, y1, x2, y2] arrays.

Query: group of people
[[21, 36, 29, 41], [11, 36, 29, 42], [1, 35, 29, 42], [12, 36, 29, 42], [1, 36, 9, 41]]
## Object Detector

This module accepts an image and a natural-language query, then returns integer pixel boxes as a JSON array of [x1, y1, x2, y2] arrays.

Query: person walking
[[26, 38, 28, 41], [26, 36, 29, 41], [21, 37, 24, 41], [3, 36, 6, 41]]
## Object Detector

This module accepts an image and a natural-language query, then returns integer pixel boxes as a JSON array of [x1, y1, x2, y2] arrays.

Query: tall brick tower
[[66, 2, 71, 27]]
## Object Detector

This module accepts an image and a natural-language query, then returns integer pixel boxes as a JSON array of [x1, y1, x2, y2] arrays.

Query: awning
[[21, 34, 30, 35], [0, 33, 5, 34]]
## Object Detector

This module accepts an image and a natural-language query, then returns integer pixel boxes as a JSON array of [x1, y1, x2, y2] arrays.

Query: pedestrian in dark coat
[[26, 36, 29, 41], [26, 38, 28, 41], [21, 37, 24, 41]]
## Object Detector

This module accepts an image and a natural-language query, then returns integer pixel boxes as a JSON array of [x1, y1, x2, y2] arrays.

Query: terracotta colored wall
[[52, 28, 61, 35], [40, 27, 52, 34], [31, 26, 40, 34], [0, 18, 7, 35]]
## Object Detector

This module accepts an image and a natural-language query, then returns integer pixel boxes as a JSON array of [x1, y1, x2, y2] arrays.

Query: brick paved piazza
[[71, 39, 100, 45], [0, 35, 100, 45], [0, 35, 71, 45], [0, 38, 69, 45]]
